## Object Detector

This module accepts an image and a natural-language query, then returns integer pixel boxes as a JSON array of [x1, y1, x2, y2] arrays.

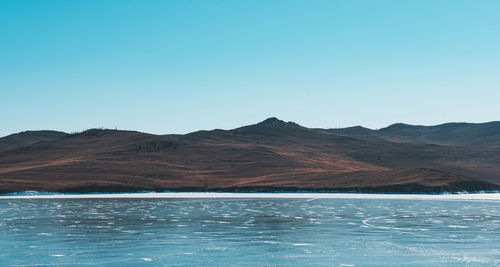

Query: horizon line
[[1, 117, 500, 139]]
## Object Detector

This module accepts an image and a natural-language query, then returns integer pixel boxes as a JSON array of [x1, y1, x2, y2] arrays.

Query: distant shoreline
[[1, 192, 500, 200]]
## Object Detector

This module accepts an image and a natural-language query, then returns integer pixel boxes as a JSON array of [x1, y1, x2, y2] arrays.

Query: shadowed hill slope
[[0, 130, 68, 152], [0, 119, 499, 193], [325, 121, 500, 147]]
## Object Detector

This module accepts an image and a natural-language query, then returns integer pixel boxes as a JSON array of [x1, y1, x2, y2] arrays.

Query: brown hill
[[0, 119, 499, 193]]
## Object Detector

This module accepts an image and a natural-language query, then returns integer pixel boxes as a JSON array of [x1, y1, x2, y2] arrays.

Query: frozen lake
[[1, 193, 499, 266]]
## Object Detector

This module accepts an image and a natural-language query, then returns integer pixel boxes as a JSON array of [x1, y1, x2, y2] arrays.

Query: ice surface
[[1, 196, 499, 266]]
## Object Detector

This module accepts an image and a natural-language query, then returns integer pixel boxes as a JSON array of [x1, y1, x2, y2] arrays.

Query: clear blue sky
[[1, 0, 499, 136]]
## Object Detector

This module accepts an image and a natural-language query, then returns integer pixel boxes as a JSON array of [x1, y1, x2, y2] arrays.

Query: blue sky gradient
[[1, 0, 499, 136]]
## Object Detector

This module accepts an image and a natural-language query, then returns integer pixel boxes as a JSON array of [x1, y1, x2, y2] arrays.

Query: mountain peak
[[260, 117, 286, 125]]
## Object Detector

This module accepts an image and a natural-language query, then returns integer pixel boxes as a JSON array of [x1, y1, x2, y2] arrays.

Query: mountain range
[[1, 118, 499, 194]]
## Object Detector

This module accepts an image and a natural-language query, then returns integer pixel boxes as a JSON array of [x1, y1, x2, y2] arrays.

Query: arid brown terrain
[[1, 118, 499, 193]]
